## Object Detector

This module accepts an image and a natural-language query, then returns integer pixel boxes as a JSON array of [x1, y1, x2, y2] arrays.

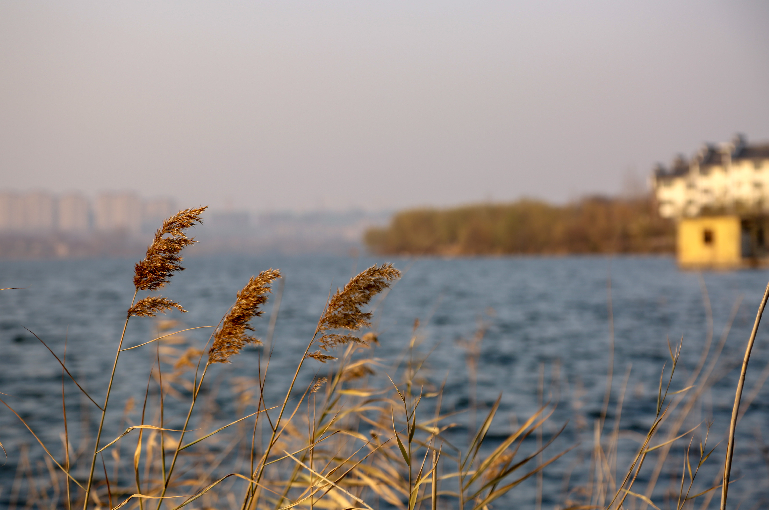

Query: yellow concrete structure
[[677, 215, 769, 269], [678, 216, 742, 269]]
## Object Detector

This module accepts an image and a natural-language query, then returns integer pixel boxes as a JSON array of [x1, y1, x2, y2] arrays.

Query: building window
[[703, 229, 714, 245]]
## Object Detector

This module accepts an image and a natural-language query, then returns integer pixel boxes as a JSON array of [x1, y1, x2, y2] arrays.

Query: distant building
[[652, 134, 769, 219], [58, 193, 91, 232], [22, 191, 56, 231], [94, 192, 142, 234], [652, 135, 769, 268], [0, 191, 56, 232], [0, 192, 22, 231]]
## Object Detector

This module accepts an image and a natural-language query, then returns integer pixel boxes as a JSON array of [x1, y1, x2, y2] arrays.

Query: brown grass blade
[[621, 489, 662, 510], [102, 454, 114, 510], [471, 444, 576, 510], [120, 326, 213, 351], [97, 425, 187, 454], [169, 473, 281, 510], [24, 327, 102, 410], [0, 397, 84, 490], [283, 450, 375, 510], [178, 405, 280, 451], [722, 280, 769, 510]]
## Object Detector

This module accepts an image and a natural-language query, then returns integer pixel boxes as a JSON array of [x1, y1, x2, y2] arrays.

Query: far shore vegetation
[[364, 195, 675, 256]]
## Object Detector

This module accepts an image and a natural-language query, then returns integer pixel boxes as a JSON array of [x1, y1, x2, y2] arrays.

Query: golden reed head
[[307, 263, 400, 362], [133, 206, 207, 292], [127, 206, 207, 319], [208, 269, 282, 364], [127, 296, 187, 318]]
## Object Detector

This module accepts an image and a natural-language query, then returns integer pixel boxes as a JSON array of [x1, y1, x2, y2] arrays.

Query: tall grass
[[1, 207, 767, 509]]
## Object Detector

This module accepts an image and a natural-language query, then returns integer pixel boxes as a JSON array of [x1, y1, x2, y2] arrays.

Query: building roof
[[698, 144, 727, 168], [733, 143, 769, 161], [654, 155, 689, 180]]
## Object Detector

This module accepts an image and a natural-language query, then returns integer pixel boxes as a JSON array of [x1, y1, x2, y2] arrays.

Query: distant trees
[[364, 196, 675, 255]]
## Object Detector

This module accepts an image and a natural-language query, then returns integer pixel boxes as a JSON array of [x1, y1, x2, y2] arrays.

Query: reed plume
[[208, 269, 281, 364], [310, 377, 328, 393], [317, 263, 400, 346], [84, 206, 206, 510], [133, 206, 207, 292], [127, 297, 187, 318]]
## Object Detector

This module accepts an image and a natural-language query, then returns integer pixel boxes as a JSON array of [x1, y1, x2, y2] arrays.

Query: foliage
[[365, 196, 674, 255]]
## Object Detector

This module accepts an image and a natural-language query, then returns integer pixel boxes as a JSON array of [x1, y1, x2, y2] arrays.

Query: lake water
[[1, 254, 769, 509]]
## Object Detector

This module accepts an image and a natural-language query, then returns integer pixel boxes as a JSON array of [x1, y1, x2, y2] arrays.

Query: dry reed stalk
[[268, 346, 374, 510], [634, 297, 741, 510], [607, 339, 682, 510], [640, 276, 717, 506], [721, 280, 769, 510], [61, 340, 72, 510], [83, 207, 205, 510], [243, 264, 400, 510], [4, 225, 595, 509], [155, 269, 280, 510]]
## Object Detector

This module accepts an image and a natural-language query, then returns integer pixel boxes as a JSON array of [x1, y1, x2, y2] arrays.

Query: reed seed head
[[174, 348, 205, 370], [307, 351, 336, 363], [310, 263, 400, 359], [127, 296, 187, 318], [208, 269, 281, 364], [310, 377, 327, 393], [133, 207, 207, 291], [342, 362, 375, 381]]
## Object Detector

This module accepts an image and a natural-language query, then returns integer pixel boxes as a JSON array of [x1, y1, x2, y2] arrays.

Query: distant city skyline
[[1, 1, 768, 213], [0, 190, 177, 234], [0, 188, 390, 258]]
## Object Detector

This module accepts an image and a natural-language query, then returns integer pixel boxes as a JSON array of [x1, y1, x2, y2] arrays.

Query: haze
[[1, 1, 768, 213]]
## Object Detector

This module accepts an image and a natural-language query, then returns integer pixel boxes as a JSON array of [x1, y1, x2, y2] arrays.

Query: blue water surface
[[1, 254, 768, 508]]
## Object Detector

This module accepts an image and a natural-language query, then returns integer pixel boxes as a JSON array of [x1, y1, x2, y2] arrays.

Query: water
[[1, 254, 769, 508]]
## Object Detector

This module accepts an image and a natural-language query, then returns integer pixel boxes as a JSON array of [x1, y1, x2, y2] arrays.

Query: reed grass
[[2, 207, 769, 509]]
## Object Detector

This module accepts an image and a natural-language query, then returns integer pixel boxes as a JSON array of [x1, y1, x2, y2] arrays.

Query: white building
[[58, 193, 91, 232], [94, 192, 142, 234], [652, 135, 769, 219], [0, 191, 56, 232], [22, 191, 56, 231], [0, 191, 182, 235], [0, 192, 22, 231]]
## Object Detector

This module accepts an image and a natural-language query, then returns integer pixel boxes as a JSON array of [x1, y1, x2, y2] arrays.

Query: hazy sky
[[1, 1, 768, 212]]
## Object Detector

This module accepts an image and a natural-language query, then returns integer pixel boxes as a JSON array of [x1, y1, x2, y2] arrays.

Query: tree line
[[364, 196, 674, 256]]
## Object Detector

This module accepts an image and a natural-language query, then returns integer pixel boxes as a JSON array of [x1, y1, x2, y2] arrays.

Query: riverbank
[[365, 195, 675, 256]]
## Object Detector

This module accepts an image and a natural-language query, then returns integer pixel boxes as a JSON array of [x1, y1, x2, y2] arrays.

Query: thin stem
[[266, 344, 354, 510], [243, 330, 318, 510], [721, 281, 769, 510], [62, 337, 71, 510], [83, 289, 137, 510], [155, 362, 211, 510]]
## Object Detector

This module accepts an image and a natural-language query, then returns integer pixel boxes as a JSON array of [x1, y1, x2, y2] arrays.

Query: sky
[[1, 1, 768, 213]]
